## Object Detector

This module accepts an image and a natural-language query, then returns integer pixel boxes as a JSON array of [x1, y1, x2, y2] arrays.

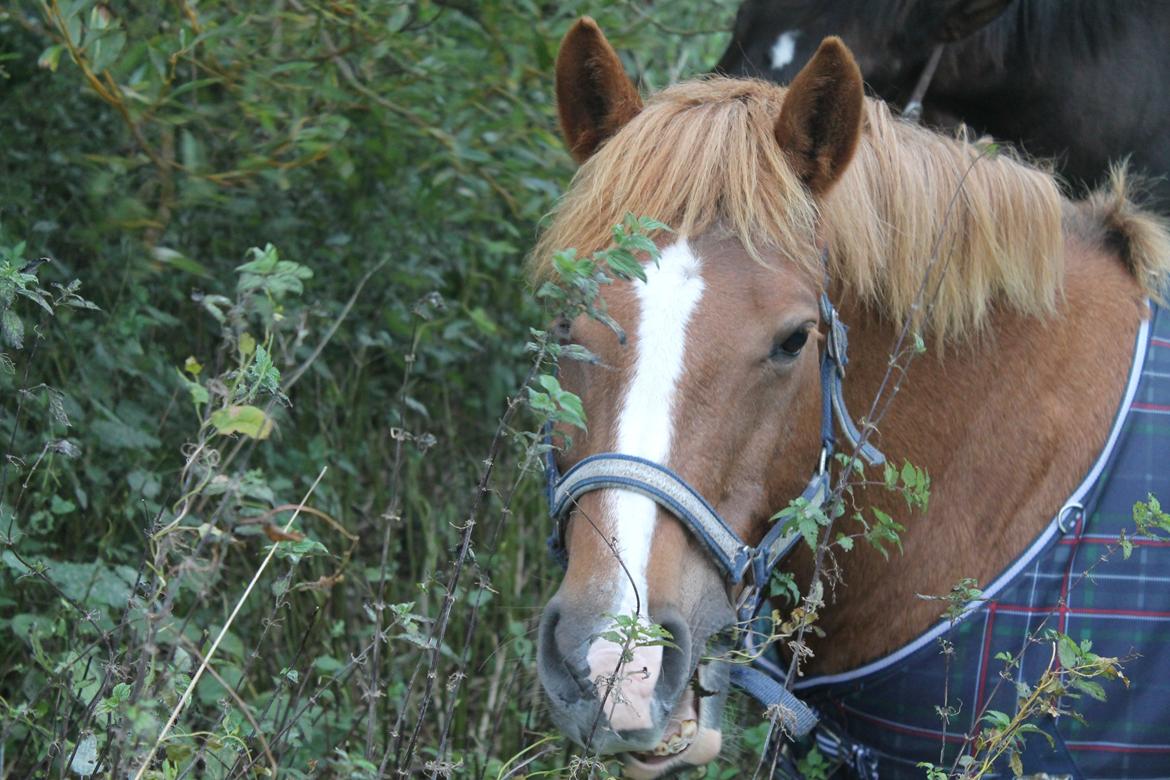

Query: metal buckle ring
[[1057, 502, 1084, 534]]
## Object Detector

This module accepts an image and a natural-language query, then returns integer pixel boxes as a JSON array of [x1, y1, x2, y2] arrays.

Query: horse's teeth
[[648, 729, 696, 759]]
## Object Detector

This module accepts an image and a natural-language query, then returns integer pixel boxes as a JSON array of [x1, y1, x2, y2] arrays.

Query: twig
[[129, 466, 328, 780], [395, 357, 543, 773], [178, 637, 278, 778], [281, 257, 388, 393]]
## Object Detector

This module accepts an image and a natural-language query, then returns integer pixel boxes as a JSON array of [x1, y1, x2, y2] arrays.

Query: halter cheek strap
[[542, 288, 884, 739]]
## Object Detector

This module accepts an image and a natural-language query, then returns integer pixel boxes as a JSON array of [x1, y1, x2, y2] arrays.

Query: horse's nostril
[[651, 607, 694, 697], [537, 600, 589, 703]]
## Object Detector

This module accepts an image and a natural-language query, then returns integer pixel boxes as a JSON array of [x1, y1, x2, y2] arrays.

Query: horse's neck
[[804, 237, 1148, 675]]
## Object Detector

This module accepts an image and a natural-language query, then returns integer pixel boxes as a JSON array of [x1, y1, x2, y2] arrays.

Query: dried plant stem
[[395, 355, 543, 773], [129, 466, 328, 780]]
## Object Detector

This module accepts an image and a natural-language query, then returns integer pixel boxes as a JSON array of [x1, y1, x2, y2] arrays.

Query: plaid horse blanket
[[794, 304, 1170, 779]]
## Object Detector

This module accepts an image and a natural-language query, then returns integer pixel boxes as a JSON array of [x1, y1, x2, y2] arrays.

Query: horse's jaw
[[619, 677, 724, 778]]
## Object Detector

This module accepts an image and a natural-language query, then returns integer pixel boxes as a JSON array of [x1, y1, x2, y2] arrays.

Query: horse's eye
[[771, 328, 810, 360]]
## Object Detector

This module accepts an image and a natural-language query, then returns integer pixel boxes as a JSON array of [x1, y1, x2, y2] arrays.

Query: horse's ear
[[555, 17, 642, 164], [933, 0, 1013, 42], [774, 36, 864, 196]]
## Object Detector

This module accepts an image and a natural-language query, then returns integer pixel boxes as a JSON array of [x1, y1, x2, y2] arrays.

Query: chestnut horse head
[[532, 17, 1170, 778]]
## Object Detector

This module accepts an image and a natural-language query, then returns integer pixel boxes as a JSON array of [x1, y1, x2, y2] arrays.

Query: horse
[[534, 17, 1170, 779], [714, 0, 1170, 211]]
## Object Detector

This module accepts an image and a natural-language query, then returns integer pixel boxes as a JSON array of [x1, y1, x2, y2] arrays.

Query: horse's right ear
[[774, 37, 864, 196], [555, 17, 642, 164]]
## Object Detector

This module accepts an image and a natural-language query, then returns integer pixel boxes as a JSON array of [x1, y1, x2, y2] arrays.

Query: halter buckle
[[820, 293, 849, 377]]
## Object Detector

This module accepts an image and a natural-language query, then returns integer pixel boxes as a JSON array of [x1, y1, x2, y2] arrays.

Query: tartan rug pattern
[[797, 304, 1170, 779]]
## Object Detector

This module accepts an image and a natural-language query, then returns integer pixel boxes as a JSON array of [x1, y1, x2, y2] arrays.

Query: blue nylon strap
[[831, 377, 886, 466], [820, 292, 886, 467], [729, 665, 819, 738], [819, 291, 844, 451], [550, 453, 753, 582]]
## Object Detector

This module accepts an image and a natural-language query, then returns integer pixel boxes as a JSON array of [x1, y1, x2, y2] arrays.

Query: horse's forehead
[[572, 241, 819, 395], [585, 237, 819, 333], [687, 235, 820, 307]]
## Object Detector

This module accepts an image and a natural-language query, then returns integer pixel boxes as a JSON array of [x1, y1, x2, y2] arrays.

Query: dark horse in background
[[716, 0, 1170, 208]]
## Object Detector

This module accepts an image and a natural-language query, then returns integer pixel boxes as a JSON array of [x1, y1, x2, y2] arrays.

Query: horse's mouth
[[620, 677, 722, 779]]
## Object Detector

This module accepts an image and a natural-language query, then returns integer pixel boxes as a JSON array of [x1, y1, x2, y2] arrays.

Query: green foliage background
[[0, 1, 739, 777]]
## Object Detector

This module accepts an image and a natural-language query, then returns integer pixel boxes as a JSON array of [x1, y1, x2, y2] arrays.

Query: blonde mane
[[532, 77, 1170, 340]]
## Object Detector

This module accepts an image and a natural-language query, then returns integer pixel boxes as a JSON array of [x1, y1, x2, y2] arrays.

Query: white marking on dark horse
[[770, 30, 801, 70]]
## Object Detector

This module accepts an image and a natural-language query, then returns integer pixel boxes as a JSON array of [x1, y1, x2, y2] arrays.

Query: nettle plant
[[527, 213, 670, 455], [910, 496, 1170, 780], [0, 239, 351, 778], [0, 240, 98, 537]]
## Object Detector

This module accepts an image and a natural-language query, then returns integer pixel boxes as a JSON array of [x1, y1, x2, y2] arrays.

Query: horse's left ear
[[774, 36, 864, 196], [555, 17, 643, 164]]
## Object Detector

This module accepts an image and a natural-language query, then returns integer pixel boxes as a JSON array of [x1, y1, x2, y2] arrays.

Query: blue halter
[[542, 287, 884, 739]]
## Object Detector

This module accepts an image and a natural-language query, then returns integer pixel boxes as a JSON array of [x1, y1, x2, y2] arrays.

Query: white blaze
[[606, 240, 705, 617], [770, 30, 801, 70]]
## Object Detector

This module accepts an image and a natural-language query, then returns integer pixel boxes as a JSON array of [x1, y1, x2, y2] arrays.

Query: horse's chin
[[619, 683, 723, 779]]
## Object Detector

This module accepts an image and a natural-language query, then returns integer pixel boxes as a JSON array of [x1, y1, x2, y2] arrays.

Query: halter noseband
[[542, 277, 884, 738]]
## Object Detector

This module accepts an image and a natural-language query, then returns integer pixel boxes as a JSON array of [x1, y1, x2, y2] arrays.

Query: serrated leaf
[[2, 309, 24, 349], [1074, 678, 1107, 701], [1056, 634, 1080, 670]]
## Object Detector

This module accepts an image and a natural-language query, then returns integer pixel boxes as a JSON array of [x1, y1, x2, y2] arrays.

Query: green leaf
[[2, 309, 24, 349], [151, 247, 210, 277], [769, 570, 800, 604], [210, 405, 274, 439], [1073, 678, 1107, 702], [37, 45, 65, 72], [273, 536, 329, 563], [90, 29, 126, 73], [70, 733, 99, 777], [467, 306, 498, 336], [534, 375, 586, 430], [238, 332, 256, 358], [1008, 750, 1023, 778], [981, 709, 1011, 730], [1056, 633, 1080, 670]]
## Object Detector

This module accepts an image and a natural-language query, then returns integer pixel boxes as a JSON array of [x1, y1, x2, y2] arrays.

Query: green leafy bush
[[0, 1, 736, 776]]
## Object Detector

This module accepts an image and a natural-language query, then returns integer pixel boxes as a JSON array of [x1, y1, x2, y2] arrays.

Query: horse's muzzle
[[536, 598, 727, 764]]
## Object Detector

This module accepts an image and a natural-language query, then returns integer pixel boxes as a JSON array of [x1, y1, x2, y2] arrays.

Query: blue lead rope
[[730, 665, 820, 738]]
